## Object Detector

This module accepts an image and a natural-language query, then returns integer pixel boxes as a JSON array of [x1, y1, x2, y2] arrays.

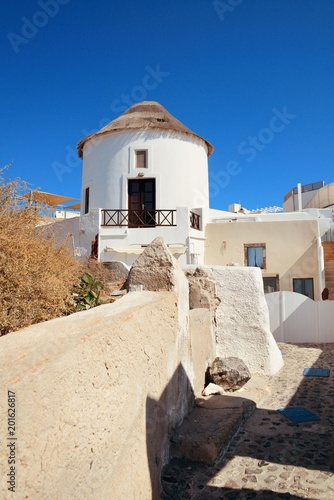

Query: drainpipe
[[297, 183, 302, 211], [318, 236, 325, 299]]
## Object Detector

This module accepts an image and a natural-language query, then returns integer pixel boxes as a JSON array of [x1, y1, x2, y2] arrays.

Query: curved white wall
[[81, 130, 209, 213]]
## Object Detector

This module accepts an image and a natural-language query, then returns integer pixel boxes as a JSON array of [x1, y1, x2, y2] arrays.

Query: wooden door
[[128, 179, 156, 227]]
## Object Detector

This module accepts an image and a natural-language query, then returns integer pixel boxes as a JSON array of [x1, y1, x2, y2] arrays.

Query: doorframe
[[127, 178, 157, 228], [121, 174, 161, 211]]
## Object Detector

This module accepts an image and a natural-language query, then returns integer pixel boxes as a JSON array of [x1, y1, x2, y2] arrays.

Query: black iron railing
[[190, 211, 200, 230], [101, 209, 177, 228]]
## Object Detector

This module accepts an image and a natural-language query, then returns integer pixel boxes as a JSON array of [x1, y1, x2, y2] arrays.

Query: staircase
[[322, 242, 334, 299]]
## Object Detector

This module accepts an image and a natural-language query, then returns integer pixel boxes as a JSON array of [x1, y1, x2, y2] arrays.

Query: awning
[[104, 245, 187, 255], [22, 191, 77, 207], [66, 202, 81, 210]]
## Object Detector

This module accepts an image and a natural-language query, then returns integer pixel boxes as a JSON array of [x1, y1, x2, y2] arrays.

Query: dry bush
[[0, 173, 81, 336]]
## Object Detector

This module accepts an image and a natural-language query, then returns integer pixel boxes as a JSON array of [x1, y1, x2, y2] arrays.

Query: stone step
[[170, 396, 255, 464], [169, 375, 270, 465]]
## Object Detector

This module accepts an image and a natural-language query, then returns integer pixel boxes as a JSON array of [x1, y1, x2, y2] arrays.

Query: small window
[[84, 187, 90, 214], [263, 276, 279, 294], [135, 150, 147, 169], [244, 244, 266, 269], [293, 278, 314, 300]]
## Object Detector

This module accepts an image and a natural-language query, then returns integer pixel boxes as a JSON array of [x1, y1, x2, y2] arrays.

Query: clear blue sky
[[1, 0, 334, 211]]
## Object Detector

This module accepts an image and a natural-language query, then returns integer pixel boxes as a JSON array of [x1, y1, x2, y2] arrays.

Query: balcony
[[101, 209, 201, 230], [101, 209, 176, 228]]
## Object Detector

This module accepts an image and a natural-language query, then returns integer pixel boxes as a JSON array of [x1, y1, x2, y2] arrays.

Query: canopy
[[66, 202, 81, 210], [104, 245, 187, 255], [23, 190, 76, 207]]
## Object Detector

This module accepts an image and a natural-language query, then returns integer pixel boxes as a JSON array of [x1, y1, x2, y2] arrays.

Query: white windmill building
[[68, 101, 213, 266]]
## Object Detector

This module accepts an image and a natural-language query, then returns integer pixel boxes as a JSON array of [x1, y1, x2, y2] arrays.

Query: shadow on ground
[[160, 344, 334, 499]]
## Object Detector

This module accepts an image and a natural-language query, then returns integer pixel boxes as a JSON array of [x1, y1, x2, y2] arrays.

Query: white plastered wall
[[203, 266, 284, 375], [80, 130, 209, 212]]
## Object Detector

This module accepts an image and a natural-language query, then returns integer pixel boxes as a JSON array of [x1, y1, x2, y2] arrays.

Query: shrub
[[69, 272, 104, 312], [0, 172, 81, 336]]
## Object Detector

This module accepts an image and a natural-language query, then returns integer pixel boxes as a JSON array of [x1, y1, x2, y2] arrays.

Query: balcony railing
[[101, 209, 177, 228], [190, 211, 200, 230]]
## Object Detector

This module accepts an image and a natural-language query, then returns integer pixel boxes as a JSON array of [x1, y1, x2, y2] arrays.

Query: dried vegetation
[[0, 171, 121, 336]]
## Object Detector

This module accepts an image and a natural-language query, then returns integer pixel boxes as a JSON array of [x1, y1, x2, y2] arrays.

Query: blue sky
[[1, 0, 333, 211]]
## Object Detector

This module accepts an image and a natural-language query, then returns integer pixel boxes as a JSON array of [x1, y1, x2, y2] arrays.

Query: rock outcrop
[[127, 237, 177, 291]]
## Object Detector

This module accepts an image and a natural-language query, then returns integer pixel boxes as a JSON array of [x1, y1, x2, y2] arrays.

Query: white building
[[49, 101, 334, 304], [205, 180, 334, 301], [56, 101, 213, 266]]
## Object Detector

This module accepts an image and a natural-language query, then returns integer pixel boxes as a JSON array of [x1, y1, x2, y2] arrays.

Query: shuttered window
[[135, 150, 147, 168], [84, 187, 89, 214], [244, 243, 266, 269]]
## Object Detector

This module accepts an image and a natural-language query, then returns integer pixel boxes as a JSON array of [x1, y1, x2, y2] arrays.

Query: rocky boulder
[[103, 261, 129, 282], [184, 267, 220, 327], [208, 357, 251, 392], [127, 237, 177, 291]]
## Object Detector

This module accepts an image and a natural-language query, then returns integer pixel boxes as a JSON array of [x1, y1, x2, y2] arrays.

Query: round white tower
[[77, 101, 213, 215]]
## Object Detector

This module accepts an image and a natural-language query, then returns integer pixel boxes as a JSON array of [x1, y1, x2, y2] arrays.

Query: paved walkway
[[162, 343, 334, 499]]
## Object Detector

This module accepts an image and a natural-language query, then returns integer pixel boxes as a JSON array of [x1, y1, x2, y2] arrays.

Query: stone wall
[[0, 240, 284, 498], [0, 243, 216, 499]]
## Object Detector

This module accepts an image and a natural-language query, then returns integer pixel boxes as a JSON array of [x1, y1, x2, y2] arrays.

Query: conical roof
[[77, 101, 213, 158]]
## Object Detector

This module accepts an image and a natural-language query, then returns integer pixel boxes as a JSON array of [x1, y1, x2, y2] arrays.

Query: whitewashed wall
[[81, 130, 209, 212], [51, 207, 206, 266], [188, 266, 284, 375], [266, 291, 334, 343], [99, 207, 205, 267]]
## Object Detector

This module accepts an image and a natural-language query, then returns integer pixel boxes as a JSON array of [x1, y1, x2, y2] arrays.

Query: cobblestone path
[[162, 343, 334, 499]]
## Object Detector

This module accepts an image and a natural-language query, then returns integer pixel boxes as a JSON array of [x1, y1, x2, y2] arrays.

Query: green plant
[[70, 272, 104, 311]]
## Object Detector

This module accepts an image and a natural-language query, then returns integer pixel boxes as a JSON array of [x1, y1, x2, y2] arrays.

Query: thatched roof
[[77, 101, 214, 158]]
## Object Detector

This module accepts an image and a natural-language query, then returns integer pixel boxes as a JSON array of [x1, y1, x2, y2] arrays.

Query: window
[[244, 244, 266, 269], [84, 187, 89, 214], [263, 276, 279, 294], [293, 278, 314, 300], [135, 150, 147, 169]]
